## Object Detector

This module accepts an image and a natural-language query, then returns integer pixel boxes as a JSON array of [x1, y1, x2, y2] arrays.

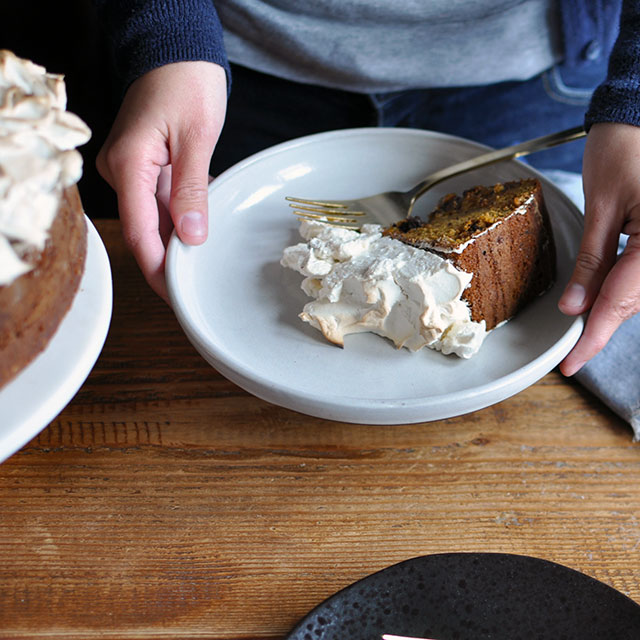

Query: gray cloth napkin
[[575, 312, 640, 439], [545, 170, 639, 439]]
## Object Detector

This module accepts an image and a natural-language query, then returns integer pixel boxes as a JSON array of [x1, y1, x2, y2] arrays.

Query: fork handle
[[407, 125, 587, 206]]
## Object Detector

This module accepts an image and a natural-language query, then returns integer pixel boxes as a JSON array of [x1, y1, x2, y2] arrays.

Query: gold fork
[[286, 126, 586, 230]]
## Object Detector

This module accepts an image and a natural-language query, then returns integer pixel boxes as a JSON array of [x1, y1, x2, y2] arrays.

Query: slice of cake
[[281, 178, 555, 359], [384, 178, 556, 330], [0, 50, 91, 388]]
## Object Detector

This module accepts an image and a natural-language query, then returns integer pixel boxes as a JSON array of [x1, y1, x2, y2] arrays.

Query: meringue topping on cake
[[0, 50, 91, 285]]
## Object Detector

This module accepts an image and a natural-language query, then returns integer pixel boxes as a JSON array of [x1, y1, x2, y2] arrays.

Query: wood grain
[[1, 220, 639, 640]]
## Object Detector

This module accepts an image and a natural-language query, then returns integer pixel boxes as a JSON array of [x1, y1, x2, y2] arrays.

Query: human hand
[[97, 61, 228, 301], [558, 122, 640, 375]]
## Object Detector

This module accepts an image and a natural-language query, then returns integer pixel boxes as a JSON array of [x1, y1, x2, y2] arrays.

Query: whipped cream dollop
[[281, 220, 488, 359], [0, 50, 91, 286]]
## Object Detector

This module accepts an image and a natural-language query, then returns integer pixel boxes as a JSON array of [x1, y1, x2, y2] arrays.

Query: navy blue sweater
[[94, 0, 639, 130], [584, 0, 640, 128]]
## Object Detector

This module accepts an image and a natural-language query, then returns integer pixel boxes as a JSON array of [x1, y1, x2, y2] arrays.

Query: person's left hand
[[558, 122, 640, 376]]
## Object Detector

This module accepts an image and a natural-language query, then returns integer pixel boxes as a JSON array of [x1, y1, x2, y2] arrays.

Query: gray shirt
[[217, 0, 562, 92]]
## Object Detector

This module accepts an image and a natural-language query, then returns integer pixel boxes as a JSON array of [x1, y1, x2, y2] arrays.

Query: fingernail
[[561, 282, 586, 309], [180, 211, 206, 238]]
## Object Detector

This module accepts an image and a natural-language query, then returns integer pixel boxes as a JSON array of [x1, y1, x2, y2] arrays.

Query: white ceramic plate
[[166, 128, 584, 424], [0, 219, 112, 462]]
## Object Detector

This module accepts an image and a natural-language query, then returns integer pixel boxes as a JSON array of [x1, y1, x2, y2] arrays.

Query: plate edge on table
[[0, 217, 113, 463], [285, 552, 640, 639]]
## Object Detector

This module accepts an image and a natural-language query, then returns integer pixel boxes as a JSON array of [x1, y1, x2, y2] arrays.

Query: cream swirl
[[0, 50, 91, 285], [282, 220, 488, 359]]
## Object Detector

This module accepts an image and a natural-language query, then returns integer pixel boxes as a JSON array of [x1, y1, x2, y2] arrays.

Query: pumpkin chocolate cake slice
[[384, 178, 556, 330]]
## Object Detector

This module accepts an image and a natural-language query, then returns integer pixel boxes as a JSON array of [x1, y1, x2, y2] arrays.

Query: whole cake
[[281, 178, 555, 358], [0, 50, 91, 388]]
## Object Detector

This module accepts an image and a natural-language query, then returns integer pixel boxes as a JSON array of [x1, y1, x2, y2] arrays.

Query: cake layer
[[384, 179, 556, 330], [0, 185, 87, 387]]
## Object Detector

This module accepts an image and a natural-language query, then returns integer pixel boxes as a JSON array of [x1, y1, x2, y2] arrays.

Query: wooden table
[[2, 219, 639, 639]]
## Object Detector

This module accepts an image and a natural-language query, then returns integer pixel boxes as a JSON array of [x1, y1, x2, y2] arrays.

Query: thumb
[[169, 132, 213, 246], [558, 200, 619, 316]]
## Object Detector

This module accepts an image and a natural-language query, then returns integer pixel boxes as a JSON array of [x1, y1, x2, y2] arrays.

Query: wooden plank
[[1, 220, 638, 640]]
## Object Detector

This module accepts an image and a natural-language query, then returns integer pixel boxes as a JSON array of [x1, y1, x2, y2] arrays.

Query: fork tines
[[286, 196, 364, 228]]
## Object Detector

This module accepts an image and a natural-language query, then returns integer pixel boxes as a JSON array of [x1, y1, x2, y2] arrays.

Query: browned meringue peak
[[0, 50, 91, 286]]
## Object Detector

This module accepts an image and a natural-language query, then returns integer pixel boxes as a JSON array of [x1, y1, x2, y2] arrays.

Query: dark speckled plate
[[286, 553, 640, 640]]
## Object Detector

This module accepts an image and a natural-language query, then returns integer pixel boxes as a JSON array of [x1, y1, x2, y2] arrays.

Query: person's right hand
[[97, 61, 228, 302], [558, 122, 640, 375]]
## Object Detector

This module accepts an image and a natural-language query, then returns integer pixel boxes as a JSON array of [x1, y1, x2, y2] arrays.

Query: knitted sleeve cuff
[[585, 0, 640, 129], [94, 0, 230, 92]]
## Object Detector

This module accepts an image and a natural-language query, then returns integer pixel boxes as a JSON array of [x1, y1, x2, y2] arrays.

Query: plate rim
[[0, 217, 113, 463], [285, 551, 640, 639], [167, 126, 585, 423]]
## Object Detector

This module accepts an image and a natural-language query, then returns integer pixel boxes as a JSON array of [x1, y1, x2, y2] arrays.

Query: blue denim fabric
[[212, 58, 609, 176]]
